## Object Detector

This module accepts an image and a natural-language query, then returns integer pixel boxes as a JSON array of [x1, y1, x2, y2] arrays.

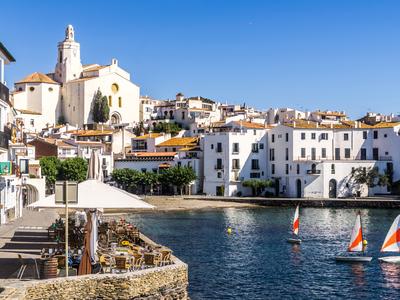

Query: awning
[[28, 179, 155, 209]]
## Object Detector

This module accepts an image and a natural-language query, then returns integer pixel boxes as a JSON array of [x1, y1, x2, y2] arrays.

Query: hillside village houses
[[3, 24, 400, 224]]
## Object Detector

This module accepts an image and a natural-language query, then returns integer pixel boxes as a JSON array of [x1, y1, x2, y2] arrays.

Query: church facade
[[12, 25, 140, 130]]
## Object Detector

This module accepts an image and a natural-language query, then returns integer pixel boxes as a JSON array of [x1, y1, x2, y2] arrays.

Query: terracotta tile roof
[[16, 109, 42, 115], [134, 133, 163, 140], [16, 72, 58, 84], [371, 122, 400, 128], [67, 130, 113, 136], [83, 65, 109, 72], [74, 141, 104, 146], [227, 121, 266, 129], [156, 137, 198, 147], [33, 138, 76, 148], [129, 152, 177, 157]]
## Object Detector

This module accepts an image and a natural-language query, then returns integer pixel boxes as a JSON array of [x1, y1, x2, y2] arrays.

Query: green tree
[[160, 166, 197, 195], [111, 168, 141, 192], [137, 172, 160, 195], [153, 122, 182, 136], [39, 156, 61, 193], [351, 167, 389, 196], [58, 157, 88, 183], [92, 90, 110, 123], [242, 179, 275, 196]]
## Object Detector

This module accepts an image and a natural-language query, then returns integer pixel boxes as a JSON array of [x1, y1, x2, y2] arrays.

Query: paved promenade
[[0, 209, 58, 281]]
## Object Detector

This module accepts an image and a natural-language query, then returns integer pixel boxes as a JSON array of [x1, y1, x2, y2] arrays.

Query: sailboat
[[378, 214, 400, 263], [287, 205, 301, 244], [335, 211, 372, 262]]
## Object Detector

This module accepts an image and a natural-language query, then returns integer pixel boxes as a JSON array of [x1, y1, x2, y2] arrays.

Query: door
[[311, 148, 316, 160], [329, 179, 337, 198], [335, 148, 340, 160], [216, 186, 224, 196], [275, 178, 280, 196], [296, 179, 302, 198]]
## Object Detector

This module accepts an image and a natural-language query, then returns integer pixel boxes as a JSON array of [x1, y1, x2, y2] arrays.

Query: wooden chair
[[100, 254, 113, 273], [160, 252, 172, 266], [133, 257, 144, 270], [113, 256, 131, 273]]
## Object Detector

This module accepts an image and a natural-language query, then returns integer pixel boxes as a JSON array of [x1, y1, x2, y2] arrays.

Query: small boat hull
[[287, 238, 302, 244], [378, 256, 400, 264], [335, 256, 372, 262]]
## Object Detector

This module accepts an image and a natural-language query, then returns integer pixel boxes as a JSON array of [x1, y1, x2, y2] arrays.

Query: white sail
[[381, 215, 400, 252], [348, 213, 363, 252], [293, 205, 299, 235]]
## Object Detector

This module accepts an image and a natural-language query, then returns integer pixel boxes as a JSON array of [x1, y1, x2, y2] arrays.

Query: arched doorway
[[110, 112, 121, 125], [296, 179, 302, 198], [329, 179, 337, 198], [24, 184, 39, 208]]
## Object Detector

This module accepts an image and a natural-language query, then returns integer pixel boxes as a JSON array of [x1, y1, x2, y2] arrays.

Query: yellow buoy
[[227, 227, 232, 234], [363, 239, 368, 246]]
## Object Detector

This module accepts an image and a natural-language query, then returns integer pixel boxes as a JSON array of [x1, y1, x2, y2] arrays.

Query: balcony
[[215, 165, 224, 170], [0, 131, 10, 150], [306, 169, 321, 175], [0, 82, 9, 103]]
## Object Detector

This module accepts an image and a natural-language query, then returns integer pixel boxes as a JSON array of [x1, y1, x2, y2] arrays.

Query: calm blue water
[[127, 208, 400, 299]]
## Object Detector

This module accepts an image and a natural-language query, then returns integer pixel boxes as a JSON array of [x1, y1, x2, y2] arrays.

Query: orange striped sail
[[348, 213, 363, 252], [381, 215, 400, 252], [293, 205, 300, 235]]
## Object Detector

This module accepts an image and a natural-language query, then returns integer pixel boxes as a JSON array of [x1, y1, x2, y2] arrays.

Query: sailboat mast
[[359, 211, 364, 253]]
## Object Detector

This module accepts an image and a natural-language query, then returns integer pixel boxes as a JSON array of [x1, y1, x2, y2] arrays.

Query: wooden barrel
[[40, 257, 58, 279]]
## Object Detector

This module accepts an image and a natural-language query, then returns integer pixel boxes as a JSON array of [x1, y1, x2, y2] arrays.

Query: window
[[216, 158, 223, 169], [118, 97, 122, 107], [285, 148, 289, 160], [373, 130, 378, 139], [285, 133, 289, 142], [233, 143, 239, 153], [311, 133, 316, 140], [217, 142, 222, 153], [301, 132, 306, 140], [259, 143, 264, 150], [272, 134, 275, 143], [252, 143, 259, 153], [108, 96, 112, 106], [211, 144, 214, 150], [361, 148, 367, 160], [311, 148, 316, 160], [373, 148, 379, 160], [111, 83, 119, 93], [141, 168, 147, 173], [232, 159, 240, 170], [285, 164, 289, 174], [296, 164, 300, 174], [331, 164, 335, 174], [177, 162, 181, 167], [217, 172, 222, 178], [30, 119, 35, 126], [271, 164, 275, 175], [182, 111, 185, 120], [321, 133, 328, 140], [270, 148, 275, 161], [345, 148, 351, 158], [152, 168, 158, 173], [253, 130, 257, 135], [250, 172, 261, 178], [363, 131, 367, 139], [29, 87, 35, 92], [301, 148, 306, 158], [251, 159, 260, 170], [321, 148, 326, 158], [344, 133, 349, 141], [48, 87, 53, 92], [384, 133, 388, 138]]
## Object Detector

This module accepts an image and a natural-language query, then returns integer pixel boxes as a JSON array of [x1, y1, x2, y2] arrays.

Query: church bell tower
[[54, 25, 82, 83]]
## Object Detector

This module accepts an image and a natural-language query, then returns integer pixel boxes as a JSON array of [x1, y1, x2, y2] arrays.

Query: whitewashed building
[[12, 25, 140, 129], [268, 120, 400, 198], [203, 121, 268, 196]]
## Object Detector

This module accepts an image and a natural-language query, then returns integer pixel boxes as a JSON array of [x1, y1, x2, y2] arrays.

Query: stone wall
[[1, 260, 188, 300]]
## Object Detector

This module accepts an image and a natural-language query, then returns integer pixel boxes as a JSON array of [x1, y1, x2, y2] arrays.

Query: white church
[[12, 25, 140, 131]]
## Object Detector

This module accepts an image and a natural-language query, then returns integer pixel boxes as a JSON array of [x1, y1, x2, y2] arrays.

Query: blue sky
[[1, 0, 400, 118]]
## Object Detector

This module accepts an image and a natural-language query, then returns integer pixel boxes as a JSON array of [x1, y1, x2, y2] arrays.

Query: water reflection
[[350, 263, 366, 287], [290, 243, 301, 266], [381, 262, 400, 289]]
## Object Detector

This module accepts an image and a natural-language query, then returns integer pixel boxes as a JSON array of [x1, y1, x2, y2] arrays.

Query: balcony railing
[[296, 155, 392, 162], [0, 82, 9, 103], [215, 165, 224, 170], [306, 169, 321, 175]]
